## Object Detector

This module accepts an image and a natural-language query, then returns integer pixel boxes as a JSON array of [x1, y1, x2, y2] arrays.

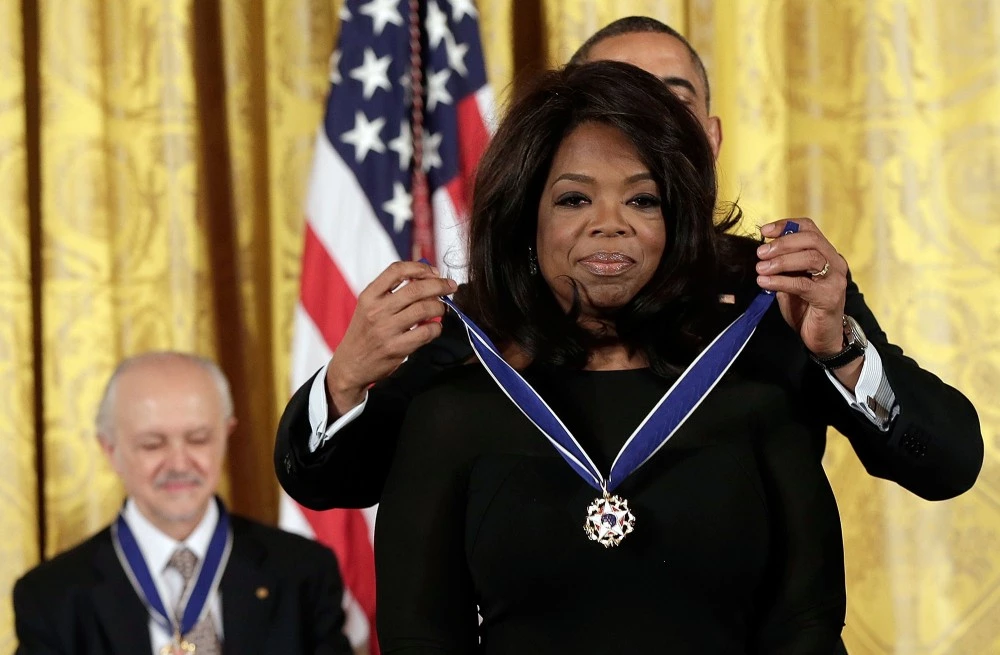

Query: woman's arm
[[751, 392, 847, 654], [374, 382, 480, 654]]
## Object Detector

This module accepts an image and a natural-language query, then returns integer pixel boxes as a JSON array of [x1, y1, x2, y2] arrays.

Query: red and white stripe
[[282, 82, 493, 655]]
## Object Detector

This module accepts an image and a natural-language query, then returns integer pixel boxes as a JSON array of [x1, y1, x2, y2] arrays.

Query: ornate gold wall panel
[[0, 5, 39, 654]]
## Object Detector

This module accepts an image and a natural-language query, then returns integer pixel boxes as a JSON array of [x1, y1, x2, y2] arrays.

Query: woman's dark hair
[[464, 61, 757, 376]]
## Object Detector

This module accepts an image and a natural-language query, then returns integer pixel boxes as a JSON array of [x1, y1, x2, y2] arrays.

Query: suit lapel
[[91, 531, 156, 655], [219, 518, 276, 654]]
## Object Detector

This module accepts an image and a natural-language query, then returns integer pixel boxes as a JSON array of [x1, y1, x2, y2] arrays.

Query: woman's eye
[[555, 193, 589, 207], [628, 194, 661, 209]]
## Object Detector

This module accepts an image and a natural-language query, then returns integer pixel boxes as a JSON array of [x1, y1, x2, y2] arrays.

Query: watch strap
[[810, 344, 865, 370], [809, 315, 867, 370]]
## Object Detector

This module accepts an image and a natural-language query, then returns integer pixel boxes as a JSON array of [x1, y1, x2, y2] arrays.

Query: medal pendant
[[583, 493, 635, 547], [161, 637, 195, 654]]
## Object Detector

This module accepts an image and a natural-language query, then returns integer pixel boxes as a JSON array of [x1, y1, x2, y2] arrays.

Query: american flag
[[280, 0, 493, 651]]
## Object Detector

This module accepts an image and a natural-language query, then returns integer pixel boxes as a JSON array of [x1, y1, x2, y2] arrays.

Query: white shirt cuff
[[823, 343, 898, 431], [307, 360, 369, 452]]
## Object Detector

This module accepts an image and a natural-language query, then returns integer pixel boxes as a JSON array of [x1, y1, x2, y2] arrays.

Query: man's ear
[[706, 115, 723, 161], [225, 417, 238, 438], [97, 433, 118, 471]]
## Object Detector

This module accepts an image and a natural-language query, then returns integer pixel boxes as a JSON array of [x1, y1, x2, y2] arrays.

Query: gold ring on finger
[[810, 261, 831, 278]]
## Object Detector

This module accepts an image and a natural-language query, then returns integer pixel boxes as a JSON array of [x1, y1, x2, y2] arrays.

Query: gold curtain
[[687, 3, 1000, 652], [2, 1, 998, 653], [32, 0, 339, 555], [0, 3, 38, 654]]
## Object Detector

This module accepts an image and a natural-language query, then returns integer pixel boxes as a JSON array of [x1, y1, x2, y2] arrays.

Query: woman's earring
[[528, 246, 539, 276]]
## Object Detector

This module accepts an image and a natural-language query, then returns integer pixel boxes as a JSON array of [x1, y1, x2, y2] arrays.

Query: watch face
[[844, 315, 868, 349]]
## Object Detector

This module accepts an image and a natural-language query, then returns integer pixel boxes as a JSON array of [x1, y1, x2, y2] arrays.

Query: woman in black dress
[[375, 61, 846, 654]]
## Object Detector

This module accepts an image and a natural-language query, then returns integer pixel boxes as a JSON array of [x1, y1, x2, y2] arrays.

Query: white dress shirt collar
[[122, 497, 220, 574]]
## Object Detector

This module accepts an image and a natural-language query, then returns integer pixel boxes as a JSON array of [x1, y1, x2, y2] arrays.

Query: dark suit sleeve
[[374, 387, 479, 654], [817, 277, 983, 500], [751, 397, 846, 654], [13, 575, 64, 655], [275, 309, 473, 509]]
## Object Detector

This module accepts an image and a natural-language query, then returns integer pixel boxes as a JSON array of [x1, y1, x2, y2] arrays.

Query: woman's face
[[536, 122, 667, 318]]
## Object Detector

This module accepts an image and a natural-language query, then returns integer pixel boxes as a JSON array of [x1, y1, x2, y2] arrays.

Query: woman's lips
[[578, 252, 635, 276]]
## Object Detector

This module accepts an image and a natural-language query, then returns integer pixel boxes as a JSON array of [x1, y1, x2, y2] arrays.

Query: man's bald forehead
[[95, 352, 234, 440]]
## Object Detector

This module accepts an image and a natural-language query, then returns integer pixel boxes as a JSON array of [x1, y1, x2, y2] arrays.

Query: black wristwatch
[[809, 315, 868, 370]]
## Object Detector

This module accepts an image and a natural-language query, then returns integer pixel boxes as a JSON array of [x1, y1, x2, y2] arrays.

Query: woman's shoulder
[[716, 372, 794, 407], [706, 372, 806, 432], [406, 361, 505, 420], [399, 361, 530, 460], [421, 359, 495, 392]]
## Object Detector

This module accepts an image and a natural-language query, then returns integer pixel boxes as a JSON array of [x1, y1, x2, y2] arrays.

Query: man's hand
[[326, 261, 458, 417], [755, 218, 862, 388]]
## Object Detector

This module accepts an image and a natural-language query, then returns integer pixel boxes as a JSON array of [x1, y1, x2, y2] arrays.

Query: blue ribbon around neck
[[112, 497, 232, 638], [423, 221, 797, 494]]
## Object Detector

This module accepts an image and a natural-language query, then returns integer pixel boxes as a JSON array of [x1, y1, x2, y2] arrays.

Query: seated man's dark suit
[[13, 515, 353, 655]]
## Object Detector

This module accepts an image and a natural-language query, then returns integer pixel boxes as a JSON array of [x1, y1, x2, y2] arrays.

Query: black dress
[[375, 363, 846, 654]]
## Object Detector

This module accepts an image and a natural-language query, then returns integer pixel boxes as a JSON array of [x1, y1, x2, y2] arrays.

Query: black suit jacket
[[13, 515, 353, 655], [275, 277, 983, 510]]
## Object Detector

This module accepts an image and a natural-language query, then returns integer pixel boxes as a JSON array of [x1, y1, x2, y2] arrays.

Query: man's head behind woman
[[464, 61, 755, 376]]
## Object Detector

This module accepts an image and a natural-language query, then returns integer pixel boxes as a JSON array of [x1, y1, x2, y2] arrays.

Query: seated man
[[15, 352, 352, 655]]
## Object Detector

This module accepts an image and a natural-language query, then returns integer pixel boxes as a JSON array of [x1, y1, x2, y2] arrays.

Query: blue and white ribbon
[[111, 497, 232, 638], [430, 222, 796, 494]]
